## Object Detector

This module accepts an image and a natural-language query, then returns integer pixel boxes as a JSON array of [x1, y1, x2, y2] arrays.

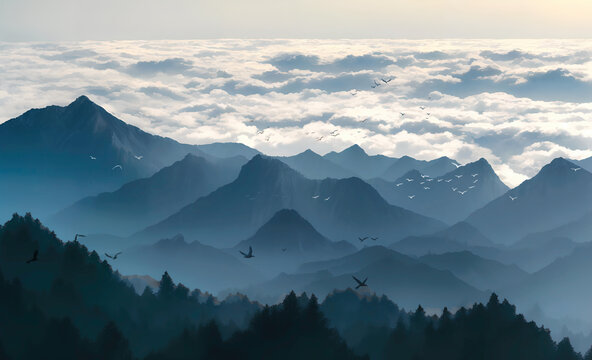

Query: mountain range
[[134, 155, 446, 247], [0, 96, 257, 219], [49, 153, 246, 236], [466, 158, 592, 244], [369, 158, 509, 224]]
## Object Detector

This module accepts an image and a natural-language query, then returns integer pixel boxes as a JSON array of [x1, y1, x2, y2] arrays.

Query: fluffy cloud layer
[[1, 39, 591, 187]]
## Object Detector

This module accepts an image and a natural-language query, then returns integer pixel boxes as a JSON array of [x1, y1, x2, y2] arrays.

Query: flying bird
[[458, 190, 467, 195], [421, 174, 430, 178], [408, 195, 416, 199], [89, 156, 96, 160], [312, 195, 320, 199], [452, 187, 458, 191], [509, 195, 518, 201], [373, 80, 381, 87], [400, 112, 405, 117], [473, 179, 478, 183], [257, 130, 264, 135], [571, 167, 582, 172], [240, 246, 254, 259], [134, 155, 143, 160], [437, 179, 443, 182], [112, 165, 122, 171], [370, 237, 379, 241], [316, 136, 324, 141], [395, 183, 403, 187], [469, 185, 475, 189], [324, 196, 331, 201], [105, 252, 122, 260], [26, 250, 38, 264], [445, 179, 452, 182], [471, 173, 479, 177], [406, 178, 414, 182], [451, 162, 461, 168], [381, 78, 393, 84], [455, 175, 463, 178], [419, 106, 426, 110], [74, 234, 86, 242], [424, 187, 430, 190], [352, 276, 368, 289], [359, 237, 369, 242]]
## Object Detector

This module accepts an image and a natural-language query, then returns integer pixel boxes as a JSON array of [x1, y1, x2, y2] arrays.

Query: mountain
[[0, 96, 257, 220], [196, 142, 260, 159], [323, 144, 397, 179], [116, 234, 263, 294], [135, 155, 445, 247], [246, 245, 485, 309], [519, 210, 592, 245], [276, 149, 356, 179], [466, 158, 592, 244], [369, 158, 509, 224], [49, 153, 246, 236], [379, 155, 458, 180], [233, 209, 356, 273], [570, 156, 592, 173], [418, 251, 528, 291], [391, 221, 495, 257], [504, 243, 592, 321]]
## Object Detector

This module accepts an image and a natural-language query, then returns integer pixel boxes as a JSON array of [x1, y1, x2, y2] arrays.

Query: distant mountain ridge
[[49, 153, 247, 236], [0, 96, 258, 220], [135, 155, 445, 247], [466, 158, 592, 244], [370, 158, 509, 224]]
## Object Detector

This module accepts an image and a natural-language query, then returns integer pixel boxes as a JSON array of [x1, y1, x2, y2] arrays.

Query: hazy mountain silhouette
[[391, 221, 495, 256], [519, 210, 592, 245], [238, 270, 335, 303], [49, 154, 246, 236], [379, 155, 458, 180], [195, 142, 260, 159], [466, 158, 592, 244], [370, 158, 509, 223], [246, 245, 484, 309], [0, 96, 257, 219], [117, 234, 263, 294], [276, 149, 356, 179], [233, 209, 356, 273], [122, 274, 159, 294], [570, 156, 592, 173], [135, 155, 445, 247], [323, 144, 397, 179], [418, 251, 528, 291], [504, 243, 592, 321]]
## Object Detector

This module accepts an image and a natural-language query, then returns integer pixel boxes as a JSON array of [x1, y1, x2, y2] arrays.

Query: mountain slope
[[233, 209, 355, 272], [0, 96, 257, 219], [418, 251, 528, 291], [519, 210, 592, 245], [135, 155, 445, 247], [49, 154, 246, 236], [323, 144, 397, 179], [276, 149, 356, 179], [466, 158, 592, 244], [370, 158, 509, 224], [379, 155, 458, 180], [117, 234, 263, 294]]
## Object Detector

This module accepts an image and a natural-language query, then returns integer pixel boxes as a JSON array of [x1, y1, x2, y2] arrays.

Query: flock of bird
[[399, 164, 480, 200], [87, 153, 145, 172]]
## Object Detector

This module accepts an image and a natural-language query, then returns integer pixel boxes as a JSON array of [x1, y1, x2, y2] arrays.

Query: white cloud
[[1, 39, 592, 187]]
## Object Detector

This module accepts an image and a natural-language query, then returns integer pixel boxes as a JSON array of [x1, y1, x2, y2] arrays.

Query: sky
[[1, 0, 592, 40], [1, 39, 591, 187]]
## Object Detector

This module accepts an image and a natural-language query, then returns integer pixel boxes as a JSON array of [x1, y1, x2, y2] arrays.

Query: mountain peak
[[342, 144, 367, 156], [72, 95, 93, 105], [238, 154, 300, 181], [536, 157, 580, 178]]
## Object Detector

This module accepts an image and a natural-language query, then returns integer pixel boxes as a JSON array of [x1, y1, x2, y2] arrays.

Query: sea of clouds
[[1, 39, 591, 186]]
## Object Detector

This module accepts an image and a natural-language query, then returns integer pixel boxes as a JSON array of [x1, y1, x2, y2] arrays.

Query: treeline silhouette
[[0, 213, 591, 360]]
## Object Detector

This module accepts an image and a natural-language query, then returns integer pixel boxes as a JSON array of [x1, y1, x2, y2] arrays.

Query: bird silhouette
[[324, 196, 331, 201], [312, 195, 320, 199], [451, 162, 461, 168], [400, 112, 405, 117], [452, 187, 458, 191], [370, 237, 379, 241], [408, 195, 416, 199], [89, 155, 96, 160], [240, 246, 254, 258], [316, 136, 324, 141], [74, 234, 86, 242], [473, 179, 478, 183], [373, 80, 381, 87], [359, 236, 369, 242], [26, 250, 38, 264], [471, 173, 479, 177], [421, 174, 430, 178], [571, 167, 582, 172], [509, 195, 518, 201], [105, 252, 122, 260], [395, 183, 403, 187], [134, 155, 143, 160], [112, 165, 123, 171], [419, 106, 426, 110], [424, 186, 430, 190], [469, 185, 475, 189], [406, 178, 414, 182], [455, 175, 463, 178], [458, 190, 467, 195], [282, 248, 287, 252], [352, 276, 368, 289], [381, 78, 393, 84], [445, 179, 452, 182]]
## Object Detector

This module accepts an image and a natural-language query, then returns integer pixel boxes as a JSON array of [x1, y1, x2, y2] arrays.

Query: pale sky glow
[[1, 0, 592, 40]]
